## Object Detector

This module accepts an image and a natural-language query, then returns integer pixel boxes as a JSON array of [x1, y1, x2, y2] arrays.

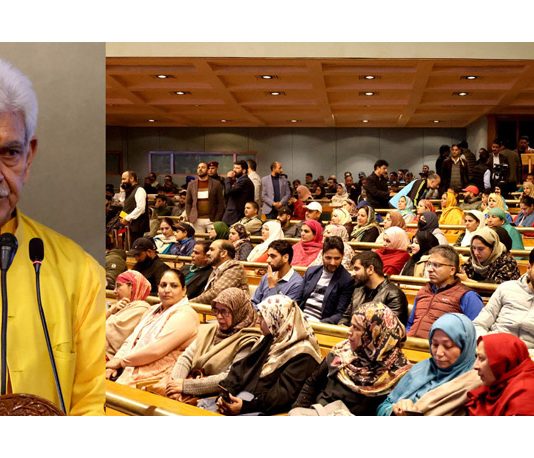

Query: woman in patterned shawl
[[215, 295, 322, 415], [290, 302, 411, 416]]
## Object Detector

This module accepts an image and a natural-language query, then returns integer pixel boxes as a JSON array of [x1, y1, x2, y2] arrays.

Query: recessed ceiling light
[[360, 91, 376, 96], [154, 74, 174, 79], [261, 75, 273, 79], [269, 91, 285, 96], [364, 75, 375, 80], [290, 119, 298, 123], [462, 75, 479, 80], [433, 120, 440, 123], [362, 120, 369, 123], [173, 91, 191, 96], [221, 119, 228, 123], [148, 119, 156, 123], [454, 92, 469, 96]]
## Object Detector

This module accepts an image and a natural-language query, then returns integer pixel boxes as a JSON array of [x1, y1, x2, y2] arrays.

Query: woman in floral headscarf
[[215, 295, 322, 415], [290, 302, 411, 416], [158, 288, 261, 402], [106, 270, 152, 359], [350, 205, 382, 243], [331, 183, 349, 207], [398, 195, 416, 224]]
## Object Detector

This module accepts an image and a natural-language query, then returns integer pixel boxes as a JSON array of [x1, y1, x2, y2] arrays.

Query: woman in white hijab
[[247, 220, 285, 262], [454, 210, 485, 247]]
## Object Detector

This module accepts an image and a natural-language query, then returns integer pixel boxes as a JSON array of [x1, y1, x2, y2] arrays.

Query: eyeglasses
[[211, 307, 231, 318], [425, 261, 454, 270]]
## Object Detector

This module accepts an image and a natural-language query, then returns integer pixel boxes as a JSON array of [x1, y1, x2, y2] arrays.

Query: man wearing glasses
[[406, 245, 484, 339]]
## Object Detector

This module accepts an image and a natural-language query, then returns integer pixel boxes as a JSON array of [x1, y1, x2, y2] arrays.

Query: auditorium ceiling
[[106, 57, 534, 128]]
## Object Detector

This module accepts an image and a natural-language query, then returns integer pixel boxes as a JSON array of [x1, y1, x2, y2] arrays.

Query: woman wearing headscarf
[[215, 295, 322, 415], [521, 181, 534, 198], [467, 333, 534, 416], [343, 198, 359, 218], [331, 183, 349, 207], [106, 269, 199, 387], [400, 231, 440, 277], [418, 211, 448, 245], [291, 219, 324, 267], [375, 211, 407, 244], [106, 270, 152, 360], [156, 288, 261, 402], [483, 192, 512, 223], [398, 195, 416, 224], [153, 217, 177, 254], [290, 302, 411, 416], [292, 185, 313, 220], [247, 220, 285, 262], [374, 226, 411, 275], [207, 221, 230, 240], [460, 227, 520, 284], [439, 191, 464, 237], [229, 223, 253, 261], [377, 313, 481, 416], [330, 206, 353, 235], [350, 205, 382, 243], [454, 210, 485, 247], [486, 207, 525, 250], [310, 224, 354, 270]]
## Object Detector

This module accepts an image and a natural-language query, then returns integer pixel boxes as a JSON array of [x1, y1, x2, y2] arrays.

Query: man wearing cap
[[222, 160, 255, 226], [304, 201, 323, 223], [460, 185, 482, 211], [261, 161, 291, 219], [207, 161, 225, 187], [186, 161, 225, 233], [277, 206, 301, 238], [129, 237, 169, 295], [440, 144, 470, 194]]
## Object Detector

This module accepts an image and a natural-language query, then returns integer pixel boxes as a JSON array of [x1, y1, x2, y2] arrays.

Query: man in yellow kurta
[[0, 59, 105, 414]]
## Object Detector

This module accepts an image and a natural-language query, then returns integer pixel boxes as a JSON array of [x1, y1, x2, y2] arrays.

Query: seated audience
[[129, 237, 169, 295], [473, 248, 534, 349], [439, 191, 464, 237], [454, 210, 485, 247], [490, 226, 513, 252], [291, 219, 324, 267], [292, 185, 313, 220], [106, 269, 199, 387], [407, 246, 484, 339], [105, 246, 127, 289], [350, 205, 382, 243], [190, 240, 248, 305], [214, 295, 322, 415], [376, 211, 407, 244], [330, 207, 353, 236], [169, 222, 196, 256], [236, 201, 263, 236], [484, 192, 512, 223], [340, 251, 408, 325], [277, 206, 301, 238], [299, 236, 355, 323], [247, 220, 285, 262], [486, 207, 525, 250], [460, 228, 520, 284], [416, 199, 436, 219], [291, 302, 411, 416], [310, 224, 354, 270], [106, 270, 152, 359], [331, 183, 349, 207], [400, 231, 440, 277], [181, 241, 212, 299], [513, 196, 534, 233], [229, 223, 253, 261], [207, 221, 230, 240], [467, 334, 534, 416], [397, 195, 416, 224], [417, 211, 448, 245], [459, 185, 483, 211], [378, 313, 480, 416], [252, 240, 304, 305], [521, 180, 534, 198], [157, 288, 261, 402], [374, 226, 411, 276], [153, 217, 177, 254], [303, 201, 323, 223], [343, 198, 358, 218], [171, 189, 187, 218]]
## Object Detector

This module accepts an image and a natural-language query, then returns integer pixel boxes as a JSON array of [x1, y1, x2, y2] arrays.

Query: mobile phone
[[218, 384, 231, 402]]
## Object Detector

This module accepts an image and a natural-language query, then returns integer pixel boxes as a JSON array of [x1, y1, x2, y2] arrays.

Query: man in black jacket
[[363, 159, 392, 209], [128, 237, 169, 294], [299, 237, 355, 324], [181, 240, 212, 299], [222, 160, 255, 225], [440, 144, 470, 194], [338, 251, 408, 325]]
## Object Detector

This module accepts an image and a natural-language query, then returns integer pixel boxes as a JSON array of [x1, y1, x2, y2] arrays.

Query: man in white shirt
[[120, 170, 149, 243], [247, 159, 262, 211]]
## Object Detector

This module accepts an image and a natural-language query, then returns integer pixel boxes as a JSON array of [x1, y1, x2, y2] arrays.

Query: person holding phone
[[215, 295, 322, 415]]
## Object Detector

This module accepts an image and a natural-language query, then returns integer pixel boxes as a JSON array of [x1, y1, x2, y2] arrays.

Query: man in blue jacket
[[299, 236, 355, 324]]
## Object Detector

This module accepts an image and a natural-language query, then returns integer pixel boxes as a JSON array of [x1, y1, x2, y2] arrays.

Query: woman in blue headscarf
[[377, 313, 481, 416]]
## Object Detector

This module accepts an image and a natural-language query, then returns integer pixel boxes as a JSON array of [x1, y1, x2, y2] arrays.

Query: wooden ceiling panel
[[107, 57, 534, 128]]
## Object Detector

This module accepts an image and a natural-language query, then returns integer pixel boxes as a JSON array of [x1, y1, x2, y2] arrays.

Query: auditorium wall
[[107, 126, 465, 185]]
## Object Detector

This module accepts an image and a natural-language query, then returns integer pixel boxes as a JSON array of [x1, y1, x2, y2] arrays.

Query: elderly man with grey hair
[[0, 59, 104, 415]]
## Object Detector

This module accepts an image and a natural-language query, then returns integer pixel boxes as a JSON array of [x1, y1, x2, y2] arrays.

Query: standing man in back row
[[247, 159, 262, 211], [222, 160, 255, 226], [186, 161, 225, 233], [120, 170, 149, 244], [262, 161, 291, 219], [364, 159, 392, 209]]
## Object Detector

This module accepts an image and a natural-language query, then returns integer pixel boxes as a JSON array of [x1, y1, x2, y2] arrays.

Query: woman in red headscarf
[[291, 220, 324, 267], [106, 270, 152, 359], [466, 333, 534, 416]]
